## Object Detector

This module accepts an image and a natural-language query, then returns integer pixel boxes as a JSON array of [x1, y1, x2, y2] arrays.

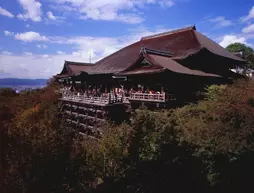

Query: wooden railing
[[60, 90, 176, 104], [129, 93, 166, 102], [61, 92, 123, 105]]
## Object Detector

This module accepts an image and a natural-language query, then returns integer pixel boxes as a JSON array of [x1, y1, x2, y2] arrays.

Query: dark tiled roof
[[141, 26, 201, 59], [119, 53, 221, 77], [60, 61, 93, 76], [54, 74, 70, 79], [145, 54, 221, 77], [88, 26, 244, 75], [119, 65, 165, 75], [141, 26, 197, 40], [231, 52, 243, 58], [88, 41, 141, 74], [193, 31, 245, 62]]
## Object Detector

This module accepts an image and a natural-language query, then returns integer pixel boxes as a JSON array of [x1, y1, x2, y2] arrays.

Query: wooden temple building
[[55, 26, 246, 137]]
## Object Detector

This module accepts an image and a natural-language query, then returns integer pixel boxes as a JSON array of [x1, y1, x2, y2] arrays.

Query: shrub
[[171, 80, 254, 191]]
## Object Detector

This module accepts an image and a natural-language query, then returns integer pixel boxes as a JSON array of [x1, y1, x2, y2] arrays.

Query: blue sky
[[0, 0, 254, 78]]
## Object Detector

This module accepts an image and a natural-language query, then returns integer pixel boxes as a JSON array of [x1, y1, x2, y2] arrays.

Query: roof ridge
[[65, 61, 93, 66], [142, 47, 173, 57], [141, 25, 196, 41]]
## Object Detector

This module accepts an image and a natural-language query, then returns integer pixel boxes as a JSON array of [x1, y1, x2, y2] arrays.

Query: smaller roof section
[[118, 49, 221, 78], [193, 31, 246, 62], [59, 61, 93, 76], [231, 52, 244, 58], [145, 54, 221, 77], [119, 65, 166, 75]]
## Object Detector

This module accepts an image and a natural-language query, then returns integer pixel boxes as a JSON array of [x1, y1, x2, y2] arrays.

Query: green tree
[[3, 80, 254, 193], [226, 43, 254, 69], [172, 80, 254, 192], [3, 87, 94, 193]]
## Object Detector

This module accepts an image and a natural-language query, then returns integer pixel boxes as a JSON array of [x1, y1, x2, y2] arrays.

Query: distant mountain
[[0, 78, 48, 86]]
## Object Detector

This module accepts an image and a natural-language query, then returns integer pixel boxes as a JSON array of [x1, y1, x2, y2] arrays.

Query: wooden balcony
[[128, 93, 176, 103], [61, 92, 123, 106], [60, 89, 176, 105]]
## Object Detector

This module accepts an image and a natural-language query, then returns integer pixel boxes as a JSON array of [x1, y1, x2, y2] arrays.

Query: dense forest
[[1, 79, 254, 193]]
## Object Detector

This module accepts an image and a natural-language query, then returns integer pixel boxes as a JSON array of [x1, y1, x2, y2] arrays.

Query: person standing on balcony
[[114, 91, 117, 103]]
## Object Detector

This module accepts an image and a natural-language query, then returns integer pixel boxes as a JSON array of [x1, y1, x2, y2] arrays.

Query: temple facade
[[55, 26, 245, 137]]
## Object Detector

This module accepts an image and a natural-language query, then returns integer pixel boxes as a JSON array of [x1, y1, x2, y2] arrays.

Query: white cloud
[[17, 0, 42, 22], [15, 31, 48, 42], [158, 0, 174, 7], [2, 26, 171, 78], [1, 51, 12, 55], [241, 6, 254, 22], [57, 51, 65, 55], [242, 24, 254, 33], [0, 53, 89, 78], [4, 30, 14, 36], [0, 6, 14, 18], [47, 11, 56, 20], [52, 0, 175, 24], [24, 52, 33, 56], [219, 35, 248, 48], [79, 13, 143, 24], [45, 11, 65, 24], [209, 16, 232, 28]]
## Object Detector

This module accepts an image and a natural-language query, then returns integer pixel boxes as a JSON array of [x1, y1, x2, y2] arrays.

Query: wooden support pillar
[[95, 107, 97, 130], [72, 78, 76, 87], [86, 107, 88, 130], [77, 105, 80, 130], [161, 86, 164, 93], [81, 79, 85, 90], [105, 83, 108, 93], [108, 93, 111, 104]]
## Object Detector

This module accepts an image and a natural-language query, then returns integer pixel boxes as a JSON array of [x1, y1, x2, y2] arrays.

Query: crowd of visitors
[[60, 86, 165, 103], [128, 88, 163, 95]]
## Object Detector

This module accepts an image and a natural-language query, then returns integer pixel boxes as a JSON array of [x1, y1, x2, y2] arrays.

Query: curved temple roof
[[119, 53, 221, 77], [86, 26, 245, 75], [145, 54, 221, 77], [57, 26, 245, 78], [57, 61, 93, 77]]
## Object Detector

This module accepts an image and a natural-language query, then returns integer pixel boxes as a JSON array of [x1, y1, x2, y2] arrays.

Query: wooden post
[[77, 104, 80, 131], [95, 107, 97, 130], [86, 107, 88, 130], [105, 84, 108, 93], [108, 93, 111, 104], [161, 86, 164, 93]]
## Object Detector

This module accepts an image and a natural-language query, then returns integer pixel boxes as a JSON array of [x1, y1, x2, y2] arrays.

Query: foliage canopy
[[1, 80, 254, 193], [226, 43, 254, 69]]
